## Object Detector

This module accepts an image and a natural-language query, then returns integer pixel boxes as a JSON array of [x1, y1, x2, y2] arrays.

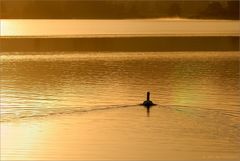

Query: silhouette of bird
[[142, 92, 155, 107]]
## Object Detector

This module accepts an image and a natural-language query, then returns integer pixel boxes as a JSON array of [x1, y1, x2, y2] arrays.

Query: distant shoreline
[[1, 33, 240, 38], [0, 36, 239, 52], [1, 1, 239, 20]]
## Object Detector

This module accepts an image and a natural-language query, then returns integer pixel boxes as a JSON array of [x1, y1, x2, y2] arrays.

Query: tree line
[[0, 0, 239, 19]]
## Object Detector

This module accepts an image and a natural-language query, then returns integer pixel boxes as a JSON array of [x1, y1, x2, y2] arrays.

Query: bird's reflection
[[146, 105, 151, 117], [142, 92, 155, 117]]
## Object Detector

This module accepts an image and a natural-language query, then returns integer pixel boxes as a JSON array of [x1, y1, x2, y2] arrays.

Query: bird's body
[[142, 100, 154, 106], [142, 92, 156, 107]]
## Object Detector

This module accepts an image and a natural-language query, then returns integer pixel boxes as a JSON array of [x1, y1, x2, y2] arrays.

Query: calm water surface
[[1, 52, 240, 160], [1, 19, 239, 36]]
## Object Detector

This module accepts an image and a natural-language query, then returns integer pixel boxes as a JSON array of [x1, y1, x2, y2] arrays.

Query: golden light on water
[[1, 122, 43, 160], [1, 0, 240, 160], [1, 11, 240, 161], [1, 20, 22, 36], [1, 19, 240, 37]]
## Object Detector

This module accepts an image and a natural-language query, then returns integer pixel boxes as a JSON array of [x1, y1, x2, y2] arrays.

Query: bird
[[142, 92, 156, 107]]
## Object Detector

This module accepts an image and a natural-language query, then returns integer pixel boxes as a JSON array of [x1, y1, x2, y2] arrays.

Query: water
[[1, 19, 239, 36], [1, 52, 239, 121], [1, 52, 240, 160]]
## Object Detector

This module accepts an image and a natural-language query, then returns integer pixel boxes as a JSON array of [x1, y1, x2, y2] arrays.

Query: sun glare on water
[[0, 19, 240, 37], [1, 20, 18, 36]]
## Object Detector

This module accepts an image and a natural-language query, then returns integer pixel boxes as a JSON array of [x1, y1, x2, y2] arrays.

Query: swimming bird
[[142, 92, 156, 107]]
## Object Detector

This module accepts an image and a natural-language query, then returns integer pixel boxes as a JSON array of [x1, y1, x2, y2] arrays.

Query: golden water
[[1, 52, 240, 160]]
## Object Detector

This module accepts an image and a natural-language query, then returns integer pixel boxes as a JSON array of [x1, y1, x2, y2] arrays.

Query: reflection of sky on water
[[0, 52, 239, 121], [1, 52, 240, 160], [1, 19, 240, 36]]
